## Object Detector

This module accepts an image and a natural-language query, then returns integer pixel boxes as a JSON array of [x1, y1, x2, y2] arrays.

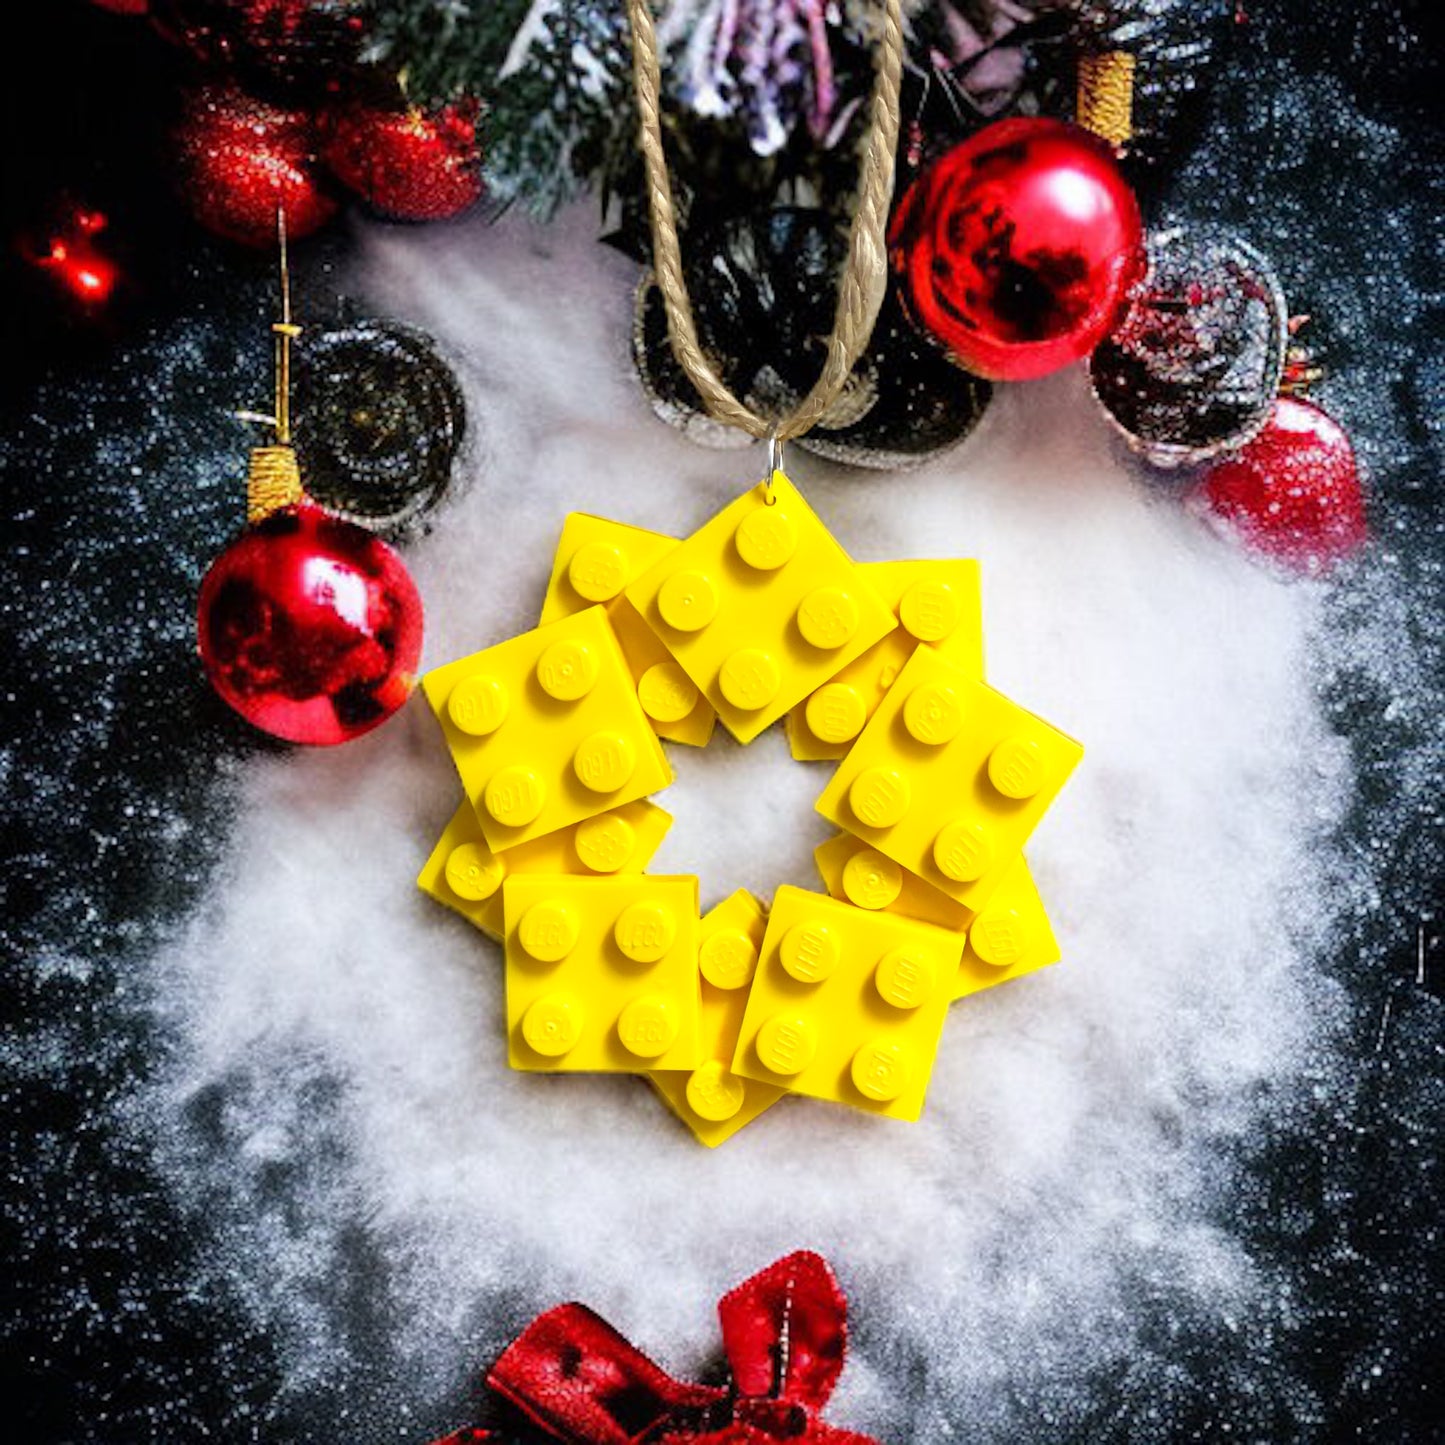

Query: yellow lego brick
[[624, 472, 897, 744], [539, 514, 679, 625], [812, 833, 1060, 1001], [421, 606, 674, 852], [503, 874, 703, 1073], [815, 645, 1083, 912], [813, 831, 973, 932], [730, 886, 962, 1121], [954, 854, 1060, 1000], [539, 515, 717, 748], [787, 559, 984, 761], [418, 797, 674, 942], [650, 890, 788, 1147]]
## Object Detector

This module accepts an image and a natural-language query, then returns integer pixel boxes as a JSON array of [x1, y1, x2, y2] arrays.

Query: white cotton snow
[[143, 207, 1352, 1430]]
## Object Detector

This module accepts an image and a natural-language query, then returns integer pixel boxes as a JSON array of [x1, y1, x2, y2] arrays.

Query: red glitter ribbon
[[433, 1251, 877, 1445]]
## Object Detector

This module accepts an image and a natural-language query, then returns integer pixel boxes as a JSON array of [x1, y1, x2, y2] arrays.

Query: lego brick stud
[[572, 814, 637, 873], [756, 1013, 819, 1075], [806, 683, 867, 746], [485, 765, 547, 827], [568, 543, 630, 602], [523, 995, 583, 1057], [735, 507, 798, 569], [537, 638, 598, 700], [698, 928, 759, 990], [445, 842, 505, 902], [658, 570, 719, 631], [841, 849, 903, 910], [637, 662, 699, 723], [518, 899, 580, 961], [573, 730, 638, 793], [933, 820, 994, 882], [615, 900, 677, 963], [618, 996, 680, 1057], [685, 1060, 747, 1121], [780, 921, 841, 983], [448, 674, 510, 736], [850, 1041, 911, 1102]]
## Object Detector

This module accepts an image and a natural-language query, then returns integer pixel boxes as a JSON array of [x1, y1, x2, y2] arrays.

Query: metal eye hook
[[764, 428, 783, 503]]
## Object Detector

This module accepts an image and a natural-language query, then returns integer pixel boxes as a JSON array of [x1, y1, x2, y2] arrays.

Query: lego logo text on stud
[[538, 638, 599, 700], [988, 736, 1045, 798], [685, 1061, 747, 1122], [448, 674, 509, 736], [574, 730, 638, 793], [572, 814, 637, 873], [445, 842, 506, 902], [568, 542, 630, 602], [637, 662, 699, 722], [735, 507, 797, 569], [850, 767, 911, 828], [699, 929, 759, 989], [519, 900, 580, 962], [523, 994, 583, 1056], [756, 1013, 819, 1075], [486, 766, 547, 826]]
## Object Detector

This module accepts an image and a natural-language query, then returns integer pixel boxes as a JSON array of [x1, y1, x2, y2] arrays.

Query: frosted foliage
[[146, 208, 1349, 1429]]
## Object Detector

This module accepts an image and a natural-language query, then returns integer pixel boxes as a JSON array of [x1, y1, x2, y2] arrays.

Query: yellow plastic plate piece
[[624, 472, 897, 744], [503, 874, 703, 1073], [730, 885, 963, 1121], [812, 833, 1061, 1001], [418, 797, 674, 942], [787, 559, 984, 761], [815, 645, 1082, 912], [539, 513, 716, 748], [422, 605, 674, 852], [649, 889, 788, 1147]]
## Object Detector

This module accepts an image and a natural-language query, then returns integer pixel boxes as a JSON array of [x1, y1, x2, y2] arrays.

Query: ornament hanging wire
[[624, 0, 905, 452]]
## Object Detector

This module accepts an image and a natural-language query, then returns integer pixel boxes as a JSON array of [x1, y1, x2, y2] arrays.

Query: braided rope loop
[[625, 0, 905, 443]]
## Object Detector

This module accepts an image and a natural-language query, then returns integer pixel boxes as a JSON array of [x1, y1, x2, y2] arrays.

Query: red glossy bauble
[[197, 503, 424, 744], [173, 86, 337, 247], [1200, 395, 1367, 573], [91, 0, 149, 13], [889, 117, 1145, 381], [320, 102, 483, 220]]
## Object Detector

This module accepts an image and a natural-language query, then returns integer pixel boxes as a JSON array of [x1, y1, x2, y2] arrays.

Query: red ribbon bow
[[432, 1251, 877, 1445]]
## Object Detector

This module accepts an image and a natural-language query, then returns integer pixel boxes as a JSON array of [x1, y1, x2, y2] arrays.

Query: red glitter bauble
[[320, 102, 483, 221], [173, 87, 337, 247], [197, 503, 424, 745], [1201, 395, 1367, 573], [889, 117, 1145, 381]]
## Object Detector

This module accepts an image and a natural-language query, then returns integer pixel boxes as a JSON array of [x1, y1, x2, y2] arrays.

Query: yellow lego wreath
[[418, 472, 1082, 1146]]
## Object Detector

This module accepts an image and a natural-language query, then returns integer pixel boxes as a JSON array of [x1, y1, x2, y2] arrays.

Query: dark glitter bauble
[[633, 208, 991, 470], [152, 0, 367, 103], [172, 86, 337, 247], [291, 319, 465, 532], [1089, 223, 1289, 466], [196, 501, 424, 745]]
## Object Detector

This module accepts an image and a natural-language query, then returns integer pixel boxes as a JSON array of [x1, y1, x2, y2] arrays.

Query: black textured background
[[2, 2, 1441, 1440]]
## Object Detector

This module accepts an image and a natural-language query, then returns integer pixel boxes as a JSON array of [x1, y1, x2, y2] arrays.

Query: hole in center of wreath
[[648, 725, 832, 912]]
